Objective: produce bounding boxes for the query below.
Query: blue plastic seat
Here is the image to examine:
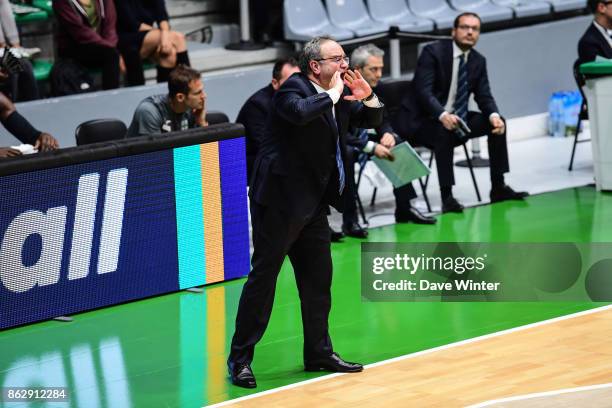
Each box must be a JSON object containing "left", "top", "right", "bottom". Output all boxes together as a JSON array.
[
  {"left": 447, "top": 0, "right": 514, "bottom": 24},
  {"left": 366, "top": 0, "right": 434, "bottom": 33},
  {"left": 283, "top": 0, "right": 354, "bottom": 42},
  {"left": 544, "top": 0, "right": 587, "bottom": 12},
  {"left": 324, "top": 0, "right": 387, "bottom": 37},
  {"left": 492, "top": 0, "right": 552, "bottom": 18},
  {"left": 407, "top": 0, "right": 460, "bottom": 31}
]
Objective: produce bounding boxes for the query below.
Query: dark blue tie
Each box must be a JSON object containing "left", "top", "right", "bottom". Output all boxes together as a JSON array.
[
  {"left": 336, "top": 137, "right": 345, "bottom": 194},
  {"left": 454, "top": 54, "right": 468, "bottom": 121}
]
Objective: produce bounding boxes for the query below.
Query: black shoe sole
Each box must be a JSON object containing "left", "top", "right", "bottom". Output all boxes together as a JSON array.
[{"left": 304, "top": 365, "right": 364, "bottom": 373}]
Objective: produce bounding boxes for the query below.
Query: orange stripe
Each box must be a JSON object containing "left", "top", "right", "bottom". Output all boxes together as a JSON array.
[
  {"left": 200, "top": 143, "right": 225, "bottom": 283},
  {"left": 206, "top": 285, "right": 226, "bottom": 398}
]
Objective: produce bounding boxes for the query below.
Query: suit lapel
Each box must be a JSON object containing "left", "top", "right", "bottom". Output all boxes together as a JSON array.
[
  {"left": 301, "top": 73, "right": 340, "bottom": 143},
  {"left": 442, "top": 40, "right": 454, "bottom": 101}
]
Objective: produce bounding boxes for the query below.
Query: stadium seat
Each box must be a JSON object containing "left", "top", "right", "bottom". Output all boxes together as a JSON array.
[
  {"left": 491, "top": 0, "right": 552, "bottom": 18},
  {"left": 545, "top": 0, "right": 587, "bottom": 12},
  {"left": 324, "top": 0, "right": 387, "bottom": 37},
  {"left": 75, "top": 119, "right": 127, "bottom": 146},
  {"left": 283, "top": 0, "right": 354, "bottom": 42},
  {"left": 407, "top": 0, "right": 460, "bottom": 31},
  {"left": 447, "top": 0, "right": 514, "bottom": 24},
  {"left": 207, "top": 111, "right": 230, "bottom": 125},
  {"left": 366, "top": 0, "right": 434, "bottom": 33},
  {"left": 32, "top": 59, "right": 53, "bottom": 82}
]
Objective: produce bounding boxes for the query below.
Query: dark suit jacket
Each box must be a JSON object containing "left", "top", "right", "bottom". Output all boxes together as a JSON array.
[
  {"left": 346, "top": 84, "right": 397, "bottom": 150},
  {"left": 399, "top": 40, "right": 498, "bottom": 136},
  {"left": 249, "top": 72, "right": 384, "bottom": 220},
  {"left": 578, "top": 23, "right": 612, "bottom": 65},
  {"left": 236, "top": 84, "right": 274, "bottom": 179}
]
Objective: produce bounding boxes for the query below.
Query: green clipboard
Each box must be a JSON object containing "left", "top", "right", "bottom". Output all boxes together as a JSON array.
[{"left": 371, "top": 142, "right": 431, "bottom": 188}]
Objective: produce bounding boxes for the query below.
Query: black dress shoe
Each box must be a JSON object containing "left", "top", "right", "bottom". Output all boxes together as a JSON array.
[
  {"left": 342, "top": 221, "right": 368, "bottom": 238},
  {"left": 490, "top": 185, "right": 529, "bottom": 203},
  {"left": 304, "top": 352, "right": 363, "bottom": 373},
  {"left": 396, "top": 206, "right": 437, "bottom": 224},
  {"left": 442, "top": 197, "right": 464, "bottom": 213},
  {"left": 329, "top": 227, "right": 344, "bottom": 242},
  {"left": 228, "top": 362, "right": 257, "bottom": 388}
]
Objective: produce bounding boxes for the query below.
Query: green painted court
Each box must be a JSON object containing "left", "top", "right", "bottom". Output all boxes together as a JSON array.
[{"left": 1, "top": 186, "right": 610, "bottom": 407}]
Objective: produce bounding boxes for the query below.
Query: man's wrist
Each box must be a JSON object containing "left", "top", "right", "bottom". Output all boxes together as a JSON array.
[{"left": 362, "top": 92, "right": 375, "bottom": 102}]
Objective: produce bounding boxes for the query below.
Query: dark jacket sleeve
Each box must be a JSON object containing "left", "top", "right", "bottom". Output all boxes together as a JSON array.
[
  {"left": 274, "top": 85, "right": 335, "bottom": 126},
  {"left": 99, "top": 0, "right": 118, "bottom": 47},
  {"left": 414, "top": 45, "right": 447, "bottom": 119},
  {"left": 347, "top": 97, "right": 384, "bottom": 131},
  {"left": 236, "top": 97, "right": 268, "bottom": 153},
  {"left": 114, "top": 1, "right": 141, "bottom": 33},
  {"left": 53, "top": 0, "right": 114, "bottom": 47},
  {"left": 153, "top": 0, "right": 170, "bottom": 23},
  {"left": 472, "top": 55, "right": 499, "bottom": 117},
  {"left": 375, "top": 106, "right": 395, "bottom": 137}
]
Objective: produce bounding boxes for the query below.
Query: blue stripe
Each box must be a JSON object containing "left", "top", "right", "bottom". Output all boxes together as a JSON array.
[
  {"left": 174, "top": 145, "right": 206, "bottom": 289},
  {"left": 218, "top": 137, "right": 250, "bottom": 280}
]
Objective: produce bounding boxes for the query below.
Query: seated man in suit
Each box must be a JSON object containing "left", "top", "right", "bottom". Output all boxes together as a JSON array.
[
  {"left": 398, "top": 12, "right": 527, "bottom": 213},
  {"left": 578, "top": 0, "right": 612, "bottom": 64},
  {"left": 237, "top": 57, "right": 299, "bottom": 180},
  {"left": 341, "top": 44, "right": 436, "bottom": 238}
]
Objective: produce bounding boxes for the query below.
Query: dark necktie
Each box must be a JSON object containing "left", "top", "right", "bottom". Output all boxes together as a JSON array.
[
  {"left": 454, "top": 54, "right": 468, "bottom": 121},
  {"left": 333, "top": 111, "right": 345, "bottom": 194}
]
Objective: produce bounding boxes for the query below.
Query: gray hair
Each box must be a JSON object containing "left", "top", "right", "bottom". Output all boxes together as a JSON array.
[
  {"left": 299, "top": 36, "right": 334, "bottom": 73},
  {"left": 351, "top": 44, "right": 384, "bottom": 69}
]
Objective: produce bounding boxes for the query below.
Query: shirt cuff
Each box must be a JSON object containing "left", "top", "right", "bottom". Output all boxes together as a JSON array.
[
  {"left": 363, "top": 141, "right": 376, "bottom": 153},
  {"left": 363, "top": 94, "right": 382, "bottom": 108},
  {"left": 489, "top": 112, "right": 501, "bottom": 120},
  {"left": 438, "top": 111, "right": 449, "bottom": 121},
  {"left": 326, "top": 89, "right": 341, "bottom": 105}
]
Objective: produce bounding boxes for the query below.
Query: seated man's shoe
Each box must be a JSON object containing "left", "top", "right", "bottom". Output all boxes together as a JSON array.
[
  {"left": 228, "top": 362, "right": 257, "bottom": 388},
  {"left": 396, "top": 206, "right": 437, "bottom": 224},
  {"left": 329, "top": 227, "right": 344, "bottom": 242},
  {"left": 304, "top": 352, "right": 363, "bottom": 373},
  {"left": 342, "top": 221, "right": 368, "bottom": 238},
  {"left": 442, "top": 197, "right": 464, "bottom": 213},
  {"left": 490, "top": 185, "right": 529, "bottom": 203}
]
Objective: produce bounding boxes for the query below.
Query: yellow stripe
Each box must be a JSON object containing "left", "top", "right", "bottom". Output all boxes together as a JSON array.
[
  {"left": 200, "top": 142, "right": 225, "bottom": 283},
  {"left": 206, "top": 285, "right": 226, "bottom": 398}
]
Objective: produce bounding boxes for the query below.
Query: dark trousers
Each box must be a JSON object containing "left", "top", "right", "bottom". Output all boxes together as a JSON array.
[
  {"left": 61, "top": 44, "right": 120, "bottom": 90},
  {"left": 229, "top": 201, "right": 334, "bottom": 365},
  {"left": 1, "top": 59, "right": 39, "bottom": 102},
  {"left": 410, "top": 111, "right": 509, "bottom": 188},
  {"left": 342, "top": 147, "right": 417, "bottom": 225}
]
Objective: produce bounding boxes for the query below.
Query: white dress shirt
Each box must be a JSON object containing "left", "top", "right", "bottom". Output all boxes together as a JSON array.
[{"left": 439, "top": 42, "right": 499, "bottom": 123}]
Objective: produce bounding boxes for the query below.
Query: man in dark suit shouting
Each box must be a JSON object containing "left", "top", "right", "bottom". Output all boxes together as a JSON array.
[
  {"left": 400, "top": 12, "right": 527, "bottom": 213},
  {"left": 578, "top": 0, "right": 612, "bottom": 64},
  {"left": 227, "top": 36, "right": 383, "bottom": 388}
]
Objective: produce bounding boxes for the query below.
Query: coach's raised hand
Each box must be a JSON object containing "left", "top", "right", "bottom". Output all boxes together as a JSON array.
[{"left": 342, "top": 70, "right": 372, "bottom": 101}]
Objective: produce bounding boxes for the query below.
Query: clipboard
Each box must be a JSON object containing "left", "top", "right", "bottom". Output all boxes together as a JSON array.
[{"left": 371, "top": 142, "right": 431, "bottom": 188}]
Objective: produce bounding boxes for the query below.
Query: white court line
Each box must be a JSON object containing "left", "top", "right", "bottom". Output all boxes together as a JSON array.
[
  {"left": 205, "top": 304, "right": 612, "bottom": 408},
  {"left": 466, "top": 382, "right": 612, "bottom": 407}
]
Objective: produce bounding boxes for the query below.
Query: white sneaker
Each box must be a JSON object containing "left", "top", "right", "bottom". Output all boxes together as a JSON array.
[{"left": 10, "top": 46, "right": 41, "bottom": 59}]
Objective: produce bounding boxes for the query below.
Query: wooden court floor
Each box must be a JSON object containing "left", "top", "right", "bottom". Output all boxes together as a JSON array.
[{"left": 215, "top": 305, "right": 612, "bottom": 407}]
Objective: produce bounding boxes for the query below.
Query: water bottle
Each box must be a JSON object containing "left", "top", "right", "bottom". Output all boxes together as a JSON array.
[
  {"left": 548, "top": 93, "right": 559, "bottom": 136},
  {"left": 554, "top": 92, "right": 567, "bottom": 137}
]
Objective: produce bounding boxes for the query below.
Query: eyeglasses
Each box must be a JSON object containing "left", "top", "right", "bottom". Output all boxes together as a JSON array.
[
  {"left": 457, "top": 24, "right": 480, "bottom": 32},
  {"left": 317, "top": 55, "right": 349, "bottom": 64}
]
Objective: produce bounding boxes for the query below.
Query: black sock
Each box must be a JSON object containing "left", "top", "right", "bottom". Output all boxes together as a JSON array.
[
  {"left": 176, "top": 51, "right": 191, "bottom": 67},
  {"left": 156, "top": 66, "right": 173, "bottom": 83},
  {"left": 1, "top": 111, "right": 40, "bottom": 145},
  {"left": 440, "top": 186, "right": 453, "bottom": 201}
]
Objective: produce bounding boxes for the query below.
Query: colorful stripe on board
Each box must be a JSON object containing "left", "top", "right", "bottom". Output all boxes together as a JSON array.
[{"left": 174, "top": 145, "right": 206, "bottom": 289}]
